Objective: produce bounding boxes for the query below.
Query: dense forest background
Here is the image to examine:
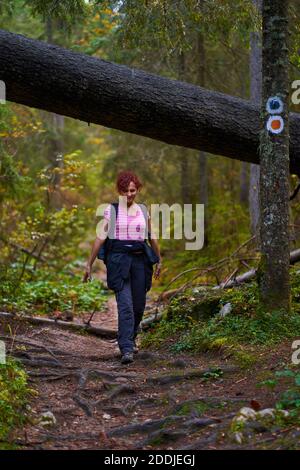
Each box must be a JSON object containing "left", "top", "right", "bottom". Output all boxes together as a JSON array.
[
  {"left": 2, "top": 0, "right": 300, "bottom": 451},
  {"left": 1, "top": 0, "right": 300, "bottom": 304}
]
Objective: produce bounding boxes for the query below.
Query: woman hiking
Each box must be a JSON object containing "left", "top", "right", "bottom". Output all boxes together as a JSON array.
[{"left": 83, "top": 171, "right": 162, "bottom": 365}]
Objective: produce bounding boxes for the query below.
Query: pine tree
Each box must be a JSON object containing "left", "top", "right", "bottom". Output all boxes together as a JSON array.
[{"left": 258, "top": 0, "right": 291, "bottom": 312}]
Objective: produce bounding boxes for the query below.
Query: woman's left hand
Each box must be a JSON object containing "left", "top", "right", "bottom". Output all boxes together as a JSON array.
[{"left": 154, "top": 261, "right": 162, "bottom": 279}]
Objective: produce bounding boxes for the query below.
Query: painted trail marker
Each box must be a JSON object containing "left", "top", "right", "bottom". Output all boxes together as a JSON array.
[
  {"left": 266, "top": 96, "right": 284, "bottom": 134},
  {"left": 267, "top": 115, "right": 284, "bottom": 134}
]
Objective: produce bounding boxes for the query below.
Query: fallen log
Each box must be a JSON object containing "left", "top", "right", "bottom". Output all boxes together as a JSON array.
[
  {"left": 215, "top": 247, "right": 300, "bottom": 289},
  {"left": 1, "top": 29, "right": 300, "bottom": 174},
  {"left": 0, "top": 311, "right": 117, "bottom": 339}
]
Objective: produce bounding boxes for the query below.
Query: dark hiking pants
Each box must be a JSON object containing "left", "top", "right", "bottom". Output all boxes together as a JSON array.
[{"left": 114, "top": 253, "right": 147, "bottom": 355}]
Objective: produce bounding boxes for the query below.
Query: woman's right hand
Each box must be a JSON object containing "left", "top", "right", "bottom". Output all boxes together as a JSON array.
[{"left": 83, "top": 263, "right": 92, "bottom": 283}]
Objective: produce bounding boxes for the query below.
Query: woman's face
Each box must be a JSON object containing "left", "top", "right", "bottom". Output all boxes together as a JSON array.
[{"left": 120, "top": 181, "right": 138, "bottom": 204}]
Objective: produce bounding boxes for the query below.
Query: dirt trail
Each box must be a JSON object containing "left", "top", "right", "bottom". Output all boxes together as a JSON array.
[{"left": 2, "top": 270, "right": 295, "bottom": 450}]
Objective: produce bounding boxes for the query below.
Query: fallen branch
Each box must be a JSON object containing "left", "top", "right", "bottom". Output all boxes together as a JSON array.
[
  {"left": 0, "top": 312, "right": 117, "bottom": 339},
  {"left": 0, "top": 234, "right": 47, "bottom": 263}
]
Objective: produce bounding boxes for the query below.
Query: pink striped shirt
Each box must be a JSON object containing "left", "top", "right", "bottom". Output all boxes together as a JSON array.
[{"left": 103, "top": 203, "right": 150, "bottom": 241}]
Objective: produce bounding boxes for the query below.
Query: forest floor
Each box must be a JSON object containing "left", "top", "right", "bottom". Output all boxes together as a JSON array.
[{"left": 2, "top": 269, "right": 300, "bottom": 450}]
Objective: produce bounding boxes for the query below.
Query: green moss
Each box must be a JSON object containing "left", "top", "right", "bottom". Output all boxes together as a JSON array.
[
  {"left": 0, "top": 358, "right": 31, "bottom": 449},
  {"left": 143, "top": 266, "right": 300, "bottom": 363},
  {"left": 233, "top": 350, "right": 258, "bottom": 369},
  {"left": 176, "top": 401, "right": 209, "bottom": 416}
]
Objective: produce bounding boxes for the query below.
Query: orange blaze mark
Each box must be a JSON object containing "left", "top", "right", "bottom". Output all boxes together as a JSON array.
[{"left": 271, "top": 119, "right": 281, "bottom": 130}]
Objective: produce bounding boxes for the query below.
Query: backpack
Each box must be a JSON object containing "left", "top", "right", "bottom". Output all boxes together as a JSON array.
[{"left": 97, "top": 202, "right": 153, "bottom": 263}]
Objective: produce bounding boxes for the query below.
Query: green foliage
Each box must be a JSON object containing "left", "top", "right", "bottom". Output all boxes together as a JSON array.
[
  {"left": 0, "top": 270, "right": 108, "bottom": 316},
  {"left": 0, "top": 0, "right": 15, "bottom": 16},
  {"left": 0, "top": 265, "right": 21, "bottom": 302},
  {"left": 0, "top": 107, "right": 32, "bottom": 201},
  {"left": 0, "top": 358, "right": 30, "bottom": 448},
  {"left": 201, "top": 367, "right": 224, "bottom": 381},
  {"left": 24, "top": 0, "right": 89, "bottom": 30},
  {"left": 257, "top": 368, "right": 300, "bottom": 422},
  {"left": 115, "top": 0, "right": 256, "bottom": 54},
  {"left": 274, "top": 369, "right": 300, "bottom": 413},
  {"left": 0, "top": 147, "right": 31, "bottom": 201},
  {"left": 143, "top": 271, "right": 300, "bottom": 365}
]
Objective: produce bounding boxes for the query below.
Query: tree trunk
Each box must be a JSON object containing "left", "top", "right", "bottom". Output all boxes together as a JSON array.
[
  {"left": 178, "top": 51, "right": 190, "bottom": 205},
  {"left": 257, "top": 0, "right": 291, "bottom": 312},
  {"left": 240, "top": 162, "right": 249, "bottom": 205},
  {"left": 239, "top": 62, "right": 250, "bottom": 206},
  {"left": 197, "top": 30, "right": 209, "bottom": 246},
  {"left": 249, "top": 0, "right": 262, "bottom": 246},
  {"left": 1, "top": 29, "right": 300, "bottom": 174},
  {"left": 46, "top": 17, "right": 65, "bottom": 210}
]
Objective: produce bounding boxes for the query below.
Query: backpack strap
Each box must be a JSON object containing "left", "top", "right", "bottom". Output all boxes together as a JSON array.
[
  {"left": 138, "top": 203, "right": 151, "bottom": 242},
  {"left": 98, "top": 202, "right": 119, "bottom": 262}
]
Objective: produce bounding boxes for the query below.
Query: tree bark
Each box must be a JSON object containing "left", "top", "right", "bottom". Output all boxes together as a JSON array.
[
  {"left": 239, "top": 61, "right": 250, "bottom": 206},
  {"left": 197, "top": 30, "right": 209, "bottom": 246},
  {"left": 46, "top": 17, "right": 65, "bottom": 210},
  {"left": 178, "top": 51, "right": 190, "bottom": 205},
  {"left": 249, "top": 0, "right": 262, "bottom": 246},
  {"left": 240, "top": 162, "right": 249, "bottom": 205},
  {"left": 257, "top": 0, "right": 291, "bottom": 312},
  {"left": 1, "top": 29, "right": 300, "bottom": 174}
]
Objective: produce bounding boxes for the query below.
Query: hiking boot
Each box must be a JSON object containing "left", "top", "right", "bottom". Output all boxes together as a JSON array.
[{"left": 121, "top": 352, "right": 134, "bottom": 364}]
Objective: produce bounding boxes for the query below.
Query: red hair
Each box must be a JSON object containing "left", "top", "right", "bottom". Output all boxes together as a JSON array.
[{"left": 116, "top": 171, "right": 143, "bottom": 193}]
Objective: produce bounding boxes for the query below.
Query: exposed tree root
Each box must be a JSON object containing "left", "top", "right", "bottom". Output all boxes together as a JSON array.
[
  {"left": 106, "top": 415, "right": 185, "bottom": 437},
  {"left": 73, "top": 393, "right": 93, "bottom": 417},
  {"left": 136, "top": 429, "right": 187, "bottom": 448},
  {"left": 106, "top": 384, "right": 136, "bottom": 400},
  {"left": 169, "top": 396, "right": 250, "bottom": 415},
  {"left": 146, "top": 365, "right": 238, "bottom": 385},
  {"left": 0, "top": 334, "right": 62, "bottom": 362}
]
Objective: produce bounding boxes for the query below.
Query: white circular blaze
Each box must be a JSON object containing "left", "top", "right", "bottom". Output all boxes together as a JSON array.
[
  {"left": 266, "top": 96, "right": 284, "bottom": 114},
  {"left": 266, "top": 115, "right": 284, "bottom": 134}
]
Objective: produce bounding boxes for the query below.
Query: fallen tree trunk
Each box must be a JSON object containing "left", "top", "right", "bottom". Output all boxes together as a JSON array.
[
  {"left": 215, "top": 247, "right": 300, "bottom": 289},
  {"left": 0, "top": 312, "right": 117, "bottom": 339},
  {"left": 1, "top": 29, "right": 300, "bottom": 174}
]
